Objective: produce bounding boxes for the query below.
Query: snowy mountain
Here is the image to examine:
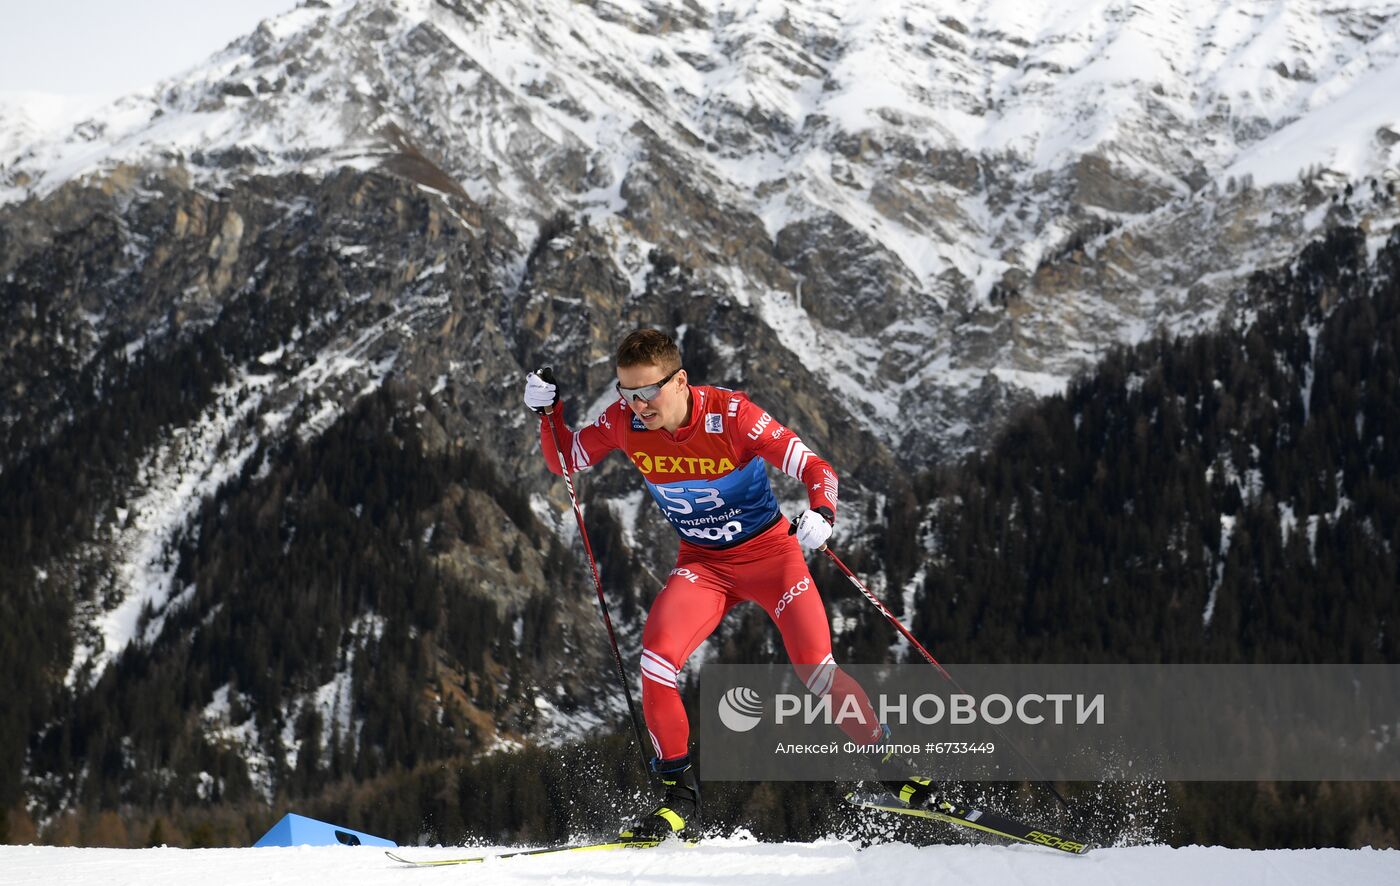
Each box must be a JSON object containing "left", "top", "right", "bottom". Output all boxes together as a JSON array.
[
  {"left": 5, "top": 0, "right": 1400, "bottom": 461},
  {"left": 3, "top": 0, "right": 1400, "bottom": 841}
]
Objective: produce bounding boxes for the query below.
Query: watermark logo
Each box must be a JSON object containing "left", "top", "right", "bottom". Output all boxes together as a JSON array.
[
  {"left": 718, "top": 686, "right": 764, "bottom": 732},
  {"left": 702, "top": 663, "right": 1400, "bottom": 782}
]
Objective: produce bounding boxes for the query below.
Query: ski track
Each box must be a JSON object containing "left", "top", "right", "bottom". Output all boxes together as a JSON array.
[{"left": 4, "top": 840, "right": 1399, "bottom": 886}]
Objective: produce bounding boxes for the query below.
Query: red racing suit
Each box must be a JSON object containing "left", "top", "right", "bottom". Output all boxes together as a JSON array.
[{"left": 538, "top": 385, "right": 883, "bottom": 762}]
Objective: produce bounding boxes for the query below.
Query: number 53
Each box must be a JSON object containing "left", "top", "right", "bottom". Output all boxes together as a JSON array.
[{"left": 656, "top": 486, "right": 725, "bottom": 514}]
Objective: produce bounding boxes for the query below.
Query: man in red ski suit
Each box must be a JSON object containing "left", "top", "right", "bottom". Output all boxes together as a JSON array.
[{"left": 524, "top": 328, "right": 894, "bottom": 840}]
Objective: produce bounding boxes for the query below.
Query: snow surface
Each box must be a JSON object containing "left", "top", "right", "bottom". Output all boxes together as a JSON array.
[
  {"left": 0, "top": 91, "right": 105, "bottom": 161},
  {"left": 3, "top": 840, "right": 1398, "bottom": 886},
  {"left": 1228, "top": 23, "right": 1400, "bottom": 186}
]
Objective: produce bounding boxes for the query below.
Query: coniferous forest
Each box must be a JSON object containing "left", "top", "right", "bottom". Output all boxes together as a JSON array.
[
  {"left": 1, "top": 225, "right": 1398, "bottom": 849},
  {"left": 917, "top": 224, "right": 1398, "bottom": 666}
]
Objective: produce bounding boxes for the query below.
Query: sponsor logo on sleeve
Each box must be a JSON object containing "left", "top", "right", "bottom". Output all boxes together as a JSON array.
[{"left": 746, "top": 411, "right": 773, "bottom": 440}]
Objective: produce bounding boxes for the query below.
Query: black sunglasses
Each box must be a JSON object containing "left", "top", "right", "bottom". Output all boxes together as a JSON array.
[{"left": 616, "top": 366, "right": 681, "bottom": 403}]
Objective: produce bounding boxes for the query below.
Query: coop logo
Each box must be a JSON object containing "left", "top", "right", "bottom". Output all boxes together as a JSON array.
[
  {"left": 680, "top": 520, "right": 744, "bottom": 543},
  {"left": 718, "top": 686, "right": 765, "bottom": 733}
]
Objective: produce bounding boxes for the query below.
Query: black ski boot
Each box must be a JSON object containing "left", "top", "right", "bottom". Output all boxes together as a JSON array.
[
  {"left": 882, "top": 774, "right": 939, "bottom": 809},
  {"left": 872, "top": 724, "right": 940, "bottom": 809},
  {"left": 620, "top": 756, "right": 702, "bottom": 841}
]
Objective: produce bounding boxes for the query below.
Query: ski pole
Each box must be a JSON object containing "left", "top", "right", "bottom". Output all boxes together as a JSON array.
[
  {"left": 820, "top": 545, "right": 1073, "bottom": 815},
  {"left": 534, "top": 367, "right": 652, "bottom": 779}
]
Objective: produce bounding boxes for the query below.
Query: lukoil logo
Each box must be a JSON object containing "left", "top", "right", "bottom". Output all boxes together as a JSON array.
[
  {"left": 718, "top": 687, "right": 764, "bottom": 732},
  {"left": 746, "top": 411, "right": 773, "bottom": 440}
]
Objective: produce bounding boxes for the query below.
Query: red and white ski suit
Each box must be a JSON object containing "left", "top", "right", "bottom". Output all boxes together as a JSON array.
[{"left": 538, "top": 385, "right": 882, "bottom": 761}]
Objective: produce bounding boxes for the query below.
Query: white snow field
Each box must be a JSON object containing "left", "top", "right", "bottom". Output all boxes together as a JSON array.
[{"left": 4, "top": 838, "right": 1398, "bottom": 886}]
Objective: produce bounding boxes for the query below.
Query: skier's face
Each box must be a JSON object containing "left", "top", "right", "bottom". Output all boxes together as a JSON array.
[{"left": 616, "top": 362, "right": 688, "bottom": 431}]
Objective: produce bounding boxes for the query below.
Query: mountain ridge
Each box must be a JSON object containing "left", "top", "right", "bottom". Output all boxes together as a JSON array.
[{"left": 5, "top": 0, "right": 1400, "bottom": 462}]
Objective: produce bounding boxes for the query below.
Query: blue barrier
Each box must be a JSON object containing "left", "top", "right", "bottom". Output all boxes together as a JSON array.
[{"left": 253, "top": 812, "right": 396, "bottom": 848}]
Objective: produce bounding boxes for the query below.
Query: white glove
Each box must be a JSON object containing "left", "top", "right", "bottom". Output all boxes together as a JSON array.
[
  {"left": 523, "top": 371, "right": 557, "bottom": 411},
  {"left": 790, "top": 508, "right": 834, "bottom": 550}
]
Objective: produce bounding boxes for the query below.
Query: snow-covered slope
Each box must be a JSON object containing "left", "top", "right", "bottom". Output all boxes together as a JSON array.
[
  {"left": 5, "top": 840, "right": 1399, "bottom": 886},
  {"left": 0, "top": 92, "right": 104, "bottom": 164},
  {"left": 8, "top": 2, "right": 1400, "bottom": 222}
]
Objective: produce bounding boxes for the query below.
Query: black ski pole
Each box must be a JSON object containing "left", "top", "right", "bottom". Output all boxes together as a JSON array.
[
  {"left": 534, "top": 367, "right": 652, "bottom": 778},
  {"left": 820, "top": 544, "right": 1073, "bottom": 815}
]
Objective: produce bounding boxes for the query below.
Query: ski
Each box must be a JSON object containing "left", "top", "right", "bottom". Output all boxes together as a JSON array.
[
  {"left": 385, "top": 838, "right": 690, "bottom": 866},
  {"left": 845, "top": 791, "right": 1092, "bottom": 855}
]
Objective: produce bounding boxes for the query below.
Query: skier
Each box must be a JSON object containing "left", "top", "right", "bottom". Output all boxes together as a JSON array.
[{"left": 524, "top": 328, "right": 931, "bottom": 840}]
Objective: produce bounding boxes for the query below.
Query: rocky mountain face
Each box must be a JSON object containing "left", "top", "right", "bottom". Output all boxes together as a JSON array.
[{"left": 2, "top": 0, "right": 1399, "bottom": 828}]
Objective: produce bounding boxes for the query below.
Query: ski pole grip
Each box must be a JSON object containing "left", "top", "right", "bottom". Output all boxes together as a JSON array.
[
  {"left": 786, "top": 512, "right": 829, "bottom": 551},
  {"left": 534, "top": 365, "right": 559, "bottom": 414}
]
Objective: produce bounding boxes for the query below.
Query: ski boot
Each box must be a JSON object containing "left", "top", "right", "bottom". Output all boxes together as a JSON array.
[
  {"left": 882, "top": 774, "right": 939, "bottom": 809},
  {"left": 619, "top": 755, "right": 702, "bottom": 842},
  {"left": 873, "top": 724, "right": 940, "bottom": 809}
]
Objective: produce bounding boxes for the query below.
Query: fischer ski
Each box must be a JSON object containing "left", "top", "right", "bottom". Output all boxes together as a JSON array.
[
  {"left": 385, "top": 838, "right": 693, "bottom": 866},
  {"left": 845, "top": 791, "right": 1092, "bottom": 855}
]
